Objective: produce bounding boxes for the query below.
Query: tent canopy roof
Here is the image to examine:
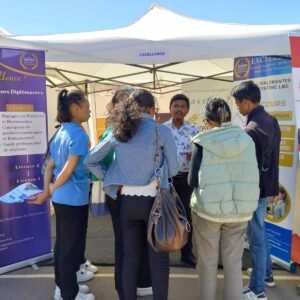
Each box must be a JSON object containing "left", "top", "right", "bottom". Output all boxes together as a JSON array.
[{"left": 1, "top": 4, "right": 299, "bottom": 93}]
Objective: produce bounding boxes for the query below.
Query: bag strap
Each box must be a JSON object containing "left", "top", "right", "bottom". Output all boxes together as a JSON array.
[
  {"left": 44, "top": 125, "right": 60, "bottom": 160},
  {"left": 154, "top": 123, "right": 162, "bottom": 186}
]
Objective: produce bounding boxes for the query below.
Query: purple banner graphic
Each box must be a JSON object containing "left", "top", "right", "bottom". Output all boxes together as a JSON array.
[
  {"left": 0, "top": 48, "right": 51, "bottom": 269},
  {"left": 234, "top": 56, "right": 291, "bottom": 81}
]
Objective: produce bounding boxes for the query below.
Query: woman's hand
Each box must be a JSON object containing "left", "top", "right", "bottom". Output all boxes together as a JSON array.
[{"left": 27, "top": 191, "right": 50, "bottom": 205}]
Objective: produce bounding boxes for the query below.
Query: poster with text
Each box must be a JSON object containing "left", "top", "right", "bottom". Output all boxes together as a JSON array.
[
  {"left": 182, "top": 78, "right": 233, "bottom": 130},
  {"left": 233, "top": 56, "right": 297, "bottom": 269},
  {"left": 0, "top": 48, "right": 51, "bottom": 271}
]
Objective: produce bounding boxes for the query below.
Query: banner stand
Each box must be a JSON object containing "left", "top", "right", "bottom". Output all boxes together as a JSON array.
[
  {"left": 0, "top": 48, "right": 52, "bottom": 273},
  {"left": 272, "top": 256, "right": 297, "bottom": 273},
  {"left": 0, "top": 252, "right": 53, "bottom": 275},
  {"left": 233, "top": 55, "right": 298, "bottom": 272}
]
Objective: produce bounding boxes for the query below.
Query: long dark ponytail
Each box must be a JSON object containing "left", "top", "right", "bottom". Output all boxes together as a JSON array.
[{"left": 57, "top": 89, "right": 86, "bottom": 123}]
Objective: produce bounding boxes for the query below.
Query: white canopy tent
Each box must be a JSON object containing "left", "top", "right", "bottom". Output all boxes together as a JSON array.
[
  {"left": 2, "top": 4, "right": 300, "bottom": 242},
  {"left": 1, "top": 4, "right": 300, "bottom": 94}
]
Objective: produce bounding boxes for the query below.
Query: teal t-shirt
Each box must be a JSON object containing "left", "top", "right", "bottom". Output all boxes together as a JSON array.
[
  {"left": 50, "top": 122, "right": 90, "bottom": 206},
  {"left": 100, "top": 127, "right": 114, "bottom": 166}
]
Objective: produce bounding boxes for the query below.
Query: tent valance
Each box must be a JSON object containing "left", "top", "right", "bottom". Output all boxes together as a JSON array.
[{"left": 1, "top": 4, "right": 299, "bottom": 94}]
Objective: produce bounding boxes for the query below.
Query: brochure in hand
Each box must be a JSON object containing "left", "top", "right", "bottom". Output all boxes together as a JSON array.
[{"left": 0, "top": 182, "right": 43, "bottom": 204}]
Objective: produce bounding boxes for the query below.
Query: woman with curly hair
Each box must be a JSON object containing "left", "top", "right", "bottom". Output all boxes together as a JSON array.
[
  {"left": 84, "top": 89, "right": 179, "bottom": 300},
  {"left": 95, "top": 86, "right": 153, "bottom": 299}
]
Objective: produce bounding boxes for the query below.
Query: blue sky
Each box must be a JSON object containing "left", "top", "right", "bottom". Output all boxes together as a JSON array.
[{"left": 1, "top": 0, "right": 300, "bottom": 35}]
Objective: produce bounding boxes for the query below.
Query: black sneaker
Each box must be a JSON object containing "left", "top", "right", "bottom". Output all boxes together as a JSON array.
[
  {"left": 264, "top": 273, "right": 275, "bottom": 287},
  {"left": 246, "top": 268, "right": 276, "bottom": 287},
  {"left": 181, "top": 253, "right": 196, "bottom": 268},
  {"left": 296, "top": 285, "right": 300, "bottom": 296}
]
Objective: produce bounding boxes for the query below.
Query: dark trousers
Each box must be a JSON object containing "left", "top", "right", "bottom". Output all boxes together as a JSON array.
[
  {"left": 172, "top": 172, "right": 194, "bottom": 256},
  {"left": 120, "top": 195, "right": 169, "bottom": 300},
  {"left": 106, "top": 195, "right": 151, "bottom": 300},
  {"left": 53, "top": 202, "right": 89, "bottom": 300}
]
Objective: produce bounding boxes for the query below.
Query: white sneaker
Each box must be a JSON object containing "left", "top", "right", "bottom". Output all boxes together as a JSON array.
[
  {"left": 136, "top": 287, "right": 153, "bottom": 297},
  {"left": 80, "top": 260, "right": 98, "bottom": 273},
  {"left": 54, "top": 285, "right": 90, "bottom": 300},
  {"left": 76, "top": 268, "right": 94, "bottom": 283},
  {"left": 78, "top": 285, "right": 89, "bottom": 294},
  {"left": 75, "top": 292, "right": 95, "bottom": 300},
  {"left": 242, "top": 286, "right": 267, "bottom": 299}
]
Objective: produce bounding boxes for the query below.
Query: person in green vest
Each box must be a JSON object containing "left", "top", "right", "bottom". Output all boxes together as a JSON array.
[{"left": 188, "top": 97, "right": 260, "bottom": 300}]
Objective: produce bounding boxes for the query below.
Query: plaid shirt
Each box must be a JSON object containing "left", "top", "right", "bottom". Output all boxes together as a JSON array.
[{"left": 164, "top": 119, "right": 200, "bottom": 172}]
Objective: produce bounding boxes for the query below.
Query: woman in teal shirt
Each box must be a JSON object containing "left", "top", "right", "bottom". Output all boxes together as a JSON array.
[{"left": 30, "top": 89, "right": 94, "bottom": 300}]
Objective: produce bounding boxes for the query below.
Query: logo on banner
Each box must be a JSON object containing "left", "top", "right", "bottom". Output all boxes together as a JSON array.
[
  {"left": 19, "top": 53, "right": 39, "bottom": 71},
  {"left": 136, "top": 49, "right": 169, "bottom": 62},
  {"left": 234, "top": 57, "right": 251, "bottom": 80}
]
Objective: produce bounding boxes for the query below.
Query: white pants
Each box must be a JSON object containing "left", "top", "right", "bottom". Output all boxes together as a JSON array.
[{"left": 192, "top": 212, "right": 247, "bottom": 300}]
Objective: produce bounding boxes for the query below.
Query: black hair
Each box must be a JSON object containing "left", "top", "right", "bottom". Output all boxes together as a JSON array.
[
  {"left": 204, "top": 97, "right": 231, "bottom": 125},
  {"left": 56, "top": 89, "right": 86, "bottom": 123},
  {"left": 231, "top": 80, "right": 261, "bottom": 103},
  {"left": 131, "top": 89, "right": 155, "bottom": 111},
  {"left": 106, "top": 85, "right": 135, "bottom": 115},
  {"left": 169, "top": 94, "right": 190, "bottom": 110},
  {"left": 111, "top": 89, "right": 155, "bottom": 142}
]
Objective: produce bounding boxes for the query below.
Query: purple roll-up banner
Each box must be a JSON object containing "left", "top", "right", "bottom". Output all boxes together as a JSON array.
[{"left": 0, "top": 48, "right": 52, "bottom": 274}]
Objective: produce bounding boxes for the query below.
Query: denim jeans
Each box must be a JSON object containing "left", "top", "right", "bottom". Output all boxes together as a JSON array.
[{"left": 247, "top": 197, "right": 273, "bottom": 293}]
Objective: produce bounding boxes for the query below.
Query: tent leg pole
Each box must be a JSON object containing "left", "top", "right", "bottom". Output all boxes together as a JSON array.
[
  {"left": 153, "top": 64, "right": 156, "bottom": 90},
  {"left": 84, "top": 81, "right": 88, "bottom": 96}
]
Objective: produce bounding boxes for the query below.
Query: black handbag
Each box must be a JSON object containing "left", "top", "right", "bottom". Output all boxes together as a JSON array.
[{"left": 147, "top": 124, "right": 190, "bottom": 252}]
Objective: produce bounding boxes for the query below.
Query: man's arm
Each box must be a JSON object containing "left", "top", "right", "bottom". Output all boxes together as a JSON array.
[{"left": 245, "top": 124, "right": 265, "bottom": 171}]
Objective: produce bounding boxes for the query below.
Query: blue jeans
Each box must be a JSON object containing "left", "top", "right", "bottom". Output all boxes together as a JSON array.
[{"left": 247, "top": 197, "right": 273, "bottom": 293}]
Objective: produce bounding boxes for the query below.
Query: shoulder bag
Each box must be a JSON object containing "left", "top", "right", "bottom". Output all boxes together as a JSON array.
[{"left": 147, "top": 124, "right": 190, "bottom": 252}]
